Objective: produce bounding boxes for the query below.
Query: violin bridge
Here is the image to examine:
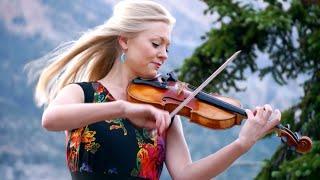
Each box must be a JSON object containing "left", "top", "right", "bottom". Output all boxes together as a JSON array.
[{"left": 177, "top": 82, "right": 188, "bottom": 95}]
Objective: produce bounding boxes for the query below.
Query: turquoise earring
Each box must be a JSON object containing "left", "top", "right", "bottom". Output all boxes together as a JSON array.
[{"left": 120, "top": 52, "right": 126, "bottom": 63}]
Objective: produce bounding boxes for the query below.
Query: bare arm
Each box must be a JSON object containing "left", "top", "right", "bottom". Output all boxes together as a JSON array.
[
  {"left": 42, "top": 83, "right": 171, "bottom": 133},
  {"left": 42, "top": 84, "right": 125, "bottom": 131},
  {"left": 166, "top": 105, "right": 281, "bottom": 179},
  {"left": 165, "top": 116, "right": 245, "bottom": 179}
]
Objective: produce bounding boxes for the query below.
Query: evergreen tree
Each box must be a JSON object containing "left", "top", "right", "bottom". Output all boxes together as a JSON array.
[{"left": 178, "top": 0, "right": 320, "bottom": 179}]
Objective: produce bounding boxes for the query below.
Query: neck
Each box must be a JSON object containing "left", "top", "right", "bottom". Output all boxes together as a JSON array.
[{"left": 99, "top": 59, "right": 136, "bottom": 95}]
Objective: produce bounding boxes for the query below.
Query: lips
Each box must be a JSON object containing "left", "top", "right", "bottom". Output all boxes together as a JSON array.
[{"left": 152, "top": 62, "right": 162, "bottom": 68}]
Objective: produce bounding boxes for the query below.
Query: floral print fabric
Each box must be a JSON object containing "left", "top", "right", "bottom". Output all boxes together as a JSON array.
[{"left": 66, "top": 82, "right": 165, "bottom": 180}]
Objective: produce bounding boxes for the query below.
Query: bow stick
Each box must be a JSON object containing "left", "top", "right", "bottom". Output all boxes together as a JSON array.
[{"left": 169, "top": 50, "right": 241, "bottom": 118}]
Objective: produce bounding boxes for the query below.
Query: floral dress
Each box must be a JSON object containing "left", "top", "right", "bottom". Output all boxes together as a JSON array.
[{"left": 66, "top": 82, "right": 166, "bottom": 180}]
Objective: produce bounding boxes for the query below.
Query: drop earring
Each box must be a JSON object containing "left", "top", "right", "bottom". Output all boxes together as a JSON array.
[{"left": 120, "top": 52, "right": 126, "bottom": 63}]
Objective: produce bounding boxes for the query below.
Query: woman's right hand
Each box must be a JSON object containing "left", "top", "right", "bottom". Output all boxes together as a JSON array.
[{"left": 122, "top": 101, "right": 171, "bottom": 136}]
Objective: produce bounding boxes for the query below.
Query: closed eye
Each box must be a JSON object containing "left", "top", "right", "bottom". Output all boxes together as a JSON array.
[
  {"left": 152, "top": 42, "right": 160, "bottom": 48},
  {"left": 152, "top": 42, "right": 169, "bottom": 53}
]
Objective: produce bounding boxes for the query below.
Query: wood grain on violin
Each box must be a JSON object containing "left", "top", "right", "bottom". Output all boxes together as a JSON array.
[{"left": 127, "top": 73, "right": 312, "bottom": 153}]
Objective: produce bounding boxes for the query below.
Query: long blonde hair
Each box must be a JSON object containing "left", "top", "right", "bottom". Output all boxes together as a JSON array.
[{"left": 26, "top": 0, "right": 175, "bottom": 107}]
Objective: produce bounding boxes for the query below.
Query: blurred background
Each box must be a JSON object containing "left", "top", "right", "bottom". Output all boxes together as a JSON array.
[{"left": 1, "top": 0, "right": 319, "bottom": 179}]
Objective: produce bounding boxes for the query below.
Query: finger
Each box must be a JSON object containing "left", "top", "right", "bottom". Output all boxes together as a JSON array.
[
  {"left": 268, "top": 109, "right": 281, "bottom": 123},
  {"left": 164, "top": 112, "right": 171, "bottom": 129},
  {"left": 143, "top": 116, "right": 155, "bottom": 129},
  {"left": 262, "top": 104, "right": 273, "bottom": 122},
  {"left": 145, "top": 109, "right": 156, "bottom": 129},
  {"left": 265, "top": 118, "right": 280, "bottom": 133},
  {"left": 275, "top": 109, "right": 281, "bottom": 121},
  {"left": 253, "top": 106, "right": 262, "bottom": 113},
  {"left": 155, "top": 111, "right": 161, "bottom": 130},
  {"left": 160, "top": 114, "right": 167, "bottom": 135},
  {"left": 160, "top": 112, "right": 170, "bottom": 134},
  {"left": 255, "top": 106, "right": 264, "bottom": 119},
  {"left": 252, "top": 107, "right": 258, "bottom": 116},
  {"left": 263, "top": 110, "right": 281, "bottom": 133},
  {"left": 263, "top": 104, "right": 273, "bottom": 117},
  {"left": 152, "top": 109, "right": 162, "bottom": 132},
  {"left": 158, "top": 111, "right": 170, "bottom": 135},
  {"left": 264, "top": 110, "right": 280, "bottom": 134},
  {"left": 245, "top": 109, "right": 254, "bottom": 119},
  {"left": 159, "top": 110, "right": 167, "bottom": 136},
  {"left": 157, "top": 112, "right": 164, "bottom": 136}
]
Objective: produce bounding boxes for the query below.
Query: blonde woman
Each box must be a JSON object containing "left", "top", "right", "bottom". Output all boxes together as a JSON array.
[{"left": 30, "top": 0, "right": 281, "bottom": 179}]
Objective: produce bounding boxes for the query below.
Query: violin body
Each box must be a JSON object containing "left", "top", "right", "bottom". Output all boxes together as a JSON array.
[
  {"left": 127, "top": 79, "right": 244, "bottom": 129},
  {"left": 127, "top": 72, "right": 312, "bottom": 153}
]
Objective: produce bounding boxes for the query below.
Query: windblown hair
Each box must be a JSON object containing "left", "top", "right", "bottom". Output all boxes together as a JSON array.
[{"left": 26, "top": 0, "right": 175, "bottom": 107}]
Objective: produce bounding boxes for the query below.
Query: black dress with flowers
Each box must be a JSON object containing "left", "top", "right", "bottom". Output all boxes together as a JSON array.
[{"left": 66, "top": 82, "right": 166, "bottom": 180}]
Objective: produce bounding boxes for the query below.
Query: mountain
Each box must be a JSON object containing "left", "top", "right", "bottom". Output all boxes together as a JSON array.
[{"left": 0, "top": 0, "right": 303, "bottom": 179}]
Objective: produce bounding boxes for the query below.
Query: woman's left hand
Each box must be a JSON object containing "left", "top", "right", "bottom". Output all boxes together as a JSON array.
[{"left": 237, "top": 104, "right": 281, "bottom": 152}]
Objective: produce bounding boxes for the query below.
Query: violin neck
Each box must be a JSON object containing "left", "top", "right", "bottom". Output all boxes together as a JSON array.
[{"left": 196, "top": 91, "right": 247, "bottom": 117}]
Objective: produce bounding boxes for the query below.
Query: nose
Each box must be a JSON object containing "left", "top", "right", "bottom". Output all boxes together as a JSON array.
[{"left": 158, "top": 47, "right": 168, "bottom": 61}]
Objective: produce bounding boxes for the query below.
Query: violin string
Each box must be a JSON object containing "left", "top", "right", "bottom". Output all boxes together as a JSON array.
[{"left": 188, "top": 84, "right": 211, "bottom": 96}]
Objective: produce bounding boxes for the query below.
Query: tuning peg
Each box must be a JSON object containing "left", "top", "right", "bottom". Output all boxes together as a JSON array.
[
  {"left": 294, "top": 132, "right": 301, "bottom": 140},
  {"left": 285, "top": 124, "right": 290, "bottom": 129},
  {"left": 281, "top": 136, "right": 288, "bottom": 144}
]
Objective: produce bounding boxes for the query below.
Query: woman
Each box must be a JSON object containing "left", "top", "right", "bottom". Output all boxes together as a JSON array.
[{"left": 31, "top": 0, "right": 281, "bottom": 179}]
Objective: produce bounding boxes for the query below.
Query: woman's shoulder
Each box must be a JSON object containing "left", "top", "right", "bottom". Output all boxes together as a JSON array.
[
  {"left": 72, "top": 81, "right": 100, "bottom": 103},
  {"left": 50, "top": 83, "right": 86, "bottom": 105}
]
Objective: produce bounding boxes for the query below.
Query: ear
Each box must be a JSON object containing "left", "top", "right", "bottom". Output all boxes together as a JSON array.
[{"left": 118, "top": 36, "right": 128, "bottom": 50}]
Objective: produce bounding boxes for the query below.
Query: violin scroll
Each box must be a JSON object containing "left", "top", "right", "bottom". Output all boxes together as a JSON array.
[
  {"left": 276, "top": 124, "right": 312, "bottom": 153},
  {"left": 296, "top": 136, "right": 313, "bottom": 153}
]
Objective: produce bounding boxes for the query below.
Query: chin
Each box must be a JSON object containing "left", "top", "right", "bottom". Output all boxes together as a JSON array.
[{"left": 138, "top": 70, "right": 158, "bottom": 79}]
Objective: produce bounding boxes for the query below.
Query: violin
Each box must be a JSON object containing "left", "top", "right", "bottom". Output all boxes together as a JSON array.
[{"left": 127, "top": 72, "right": 313, "bottom": 154}]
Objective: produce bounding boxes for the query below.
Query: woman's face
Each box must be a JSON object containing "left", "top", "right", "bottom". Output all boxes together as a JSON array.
[{"left": 124, "top": 22, "right": 171, "bottom": 79}]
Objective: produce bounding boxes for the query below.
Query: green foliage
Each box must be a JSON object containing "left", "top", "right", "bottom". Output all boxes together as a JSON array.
[
  {"left": 256, "top": 141, "right": 320, "bottom": 179},
  {"left": 299, "top": 72, "right": 320, "bottom": 139},
  {"left": 180, "top": 0, "right": 320, "bottom": 179},
  {"left": 180, "top": 0, "right": 319, "bottom": 89}
]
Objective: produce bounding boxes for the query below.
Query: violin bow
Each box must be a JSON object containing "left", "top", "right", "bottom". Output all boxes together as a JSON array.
[
  {"left": 169, "top": 50, "right": 312, "bottom": 153},
  {"left": 169, "top": 50, "right": 241, "bottom": 118}
]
